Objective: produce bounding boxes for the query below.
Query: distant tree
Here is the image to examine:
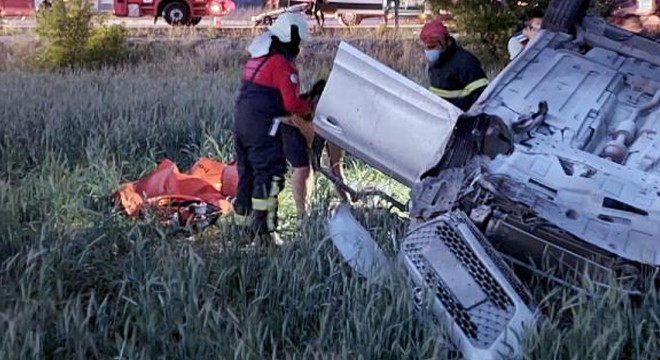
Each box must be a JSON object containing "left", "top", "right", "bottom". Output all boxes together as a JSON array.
[
  {"left": 35, "top": 0, "right": 127, "bottom": 69},
  {"left": 590, "top": 0, "right": 617, "bottom": 17}
]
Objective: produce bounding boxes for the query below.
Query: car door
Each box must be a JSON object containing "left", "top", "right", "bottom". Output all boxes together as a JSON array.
[{"left": 313, "top": 41, "right": 463, "bottom": 187}]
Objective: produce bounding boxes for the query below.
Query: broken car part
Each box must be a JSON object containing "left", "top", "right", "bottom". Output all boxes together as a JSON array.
[
  {"left": 314, "top": 41, "right": 463, "bottom": 188},
  {"left": 316, "top": 11, "right": 660, "bottom": 287},
  {"left": 327, "top": 203, "right": 393, "bottom": 285},
  {"left": 315, "top": 0, "right": 660, "bottom": 357},
  {"left": 400, "top": 211, "right": 537, "bottom": 360}
]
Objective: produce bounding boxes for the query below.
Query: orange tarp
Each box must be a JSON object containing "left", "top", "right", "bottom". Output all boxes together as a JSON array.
[{"left": 113, "top": 157, "right": 238, "bottom": 219}]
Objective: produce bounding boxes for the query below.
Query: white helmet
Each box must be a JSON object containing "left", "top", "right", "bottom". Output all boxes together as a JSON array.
[{"left": 268, "top": 12, "right": 310, "bottom": 42}]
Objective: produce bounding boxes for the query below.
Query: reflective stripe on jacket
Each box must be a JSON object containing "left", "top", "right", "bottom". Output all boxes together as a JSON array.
[
  {"left": 430, "top": 78, "right": 489, "bottom": 99},
  {"left": 427, "top": 37, "right": 489, "bottom": 112}
]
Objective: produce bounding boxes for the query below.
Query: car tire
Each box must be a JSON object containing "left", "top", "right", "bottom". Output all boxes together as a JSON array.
[
  {"left": 337, "top": 12, "right": 362, "bottom": 27},
  {"left": 163, "top": 2, "right": 191, "bottom": 26},
  {"left": 187, "top": 16, "right": 202, "bottom": 26},
  {"left": 542, "top": 0, "right": 590, "bottom": 34}
]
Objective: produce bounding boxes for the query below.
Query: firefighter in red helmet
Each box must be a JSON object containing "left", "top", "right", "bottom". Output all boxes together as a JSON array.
[{"left": 419, "top": 19, "right": 489, "bottom": 112}]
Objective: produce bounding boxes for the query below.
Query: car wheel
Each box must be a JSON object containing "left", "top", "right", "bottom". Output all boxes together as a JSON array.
[
  {"left": 187, "top": 16, "right": 202, "bottom": 26},
  {"left": 542, "top": 0, "right": 590, "bottom": 34},
  {"left": 163, "top": 2, "right": 191, "bottom": 26},
  {"left": 337, "top": 12, "right": 361, "bottom": 27}
]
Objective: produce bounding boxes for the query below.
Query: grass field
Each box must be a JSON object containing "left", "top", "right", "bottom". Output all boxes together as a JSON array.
[{"left": 1, "top": 34, "right": 660, "bottom": 359}]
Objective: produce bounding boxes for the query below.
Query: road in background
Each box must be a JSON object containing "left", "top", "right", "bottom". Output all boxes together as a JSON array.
[{"left": 0, "top": 12, "right": 423, "bottom": 29}]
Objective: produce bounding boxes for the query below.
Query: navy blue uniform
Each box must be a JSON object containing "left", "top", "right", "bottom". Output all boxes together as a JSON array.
[
  {"left": 428, "top": 37, "right": 489, "bottom": 112},
  {"left": 233, "top": 52, "right": 312, "bottom": 234}
]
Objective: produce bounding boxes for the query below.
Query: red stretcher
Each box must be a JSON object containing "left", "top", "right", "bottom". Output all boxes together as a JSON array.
[{"left": 113, "top": 157, "right": 238, "bottom": 231}]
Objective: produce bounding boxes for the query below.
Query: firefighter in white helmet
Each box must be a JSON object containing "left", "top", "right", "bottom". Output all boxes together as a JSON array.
[{"left": 232, "top": 12, "right": 316, "bottom": 244}]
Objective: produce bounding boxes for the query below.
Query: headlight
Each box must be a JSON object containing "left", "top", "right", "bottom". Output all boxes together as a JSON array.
[{"left": 209, "top": 2, "right": 222, "bottom": 14}]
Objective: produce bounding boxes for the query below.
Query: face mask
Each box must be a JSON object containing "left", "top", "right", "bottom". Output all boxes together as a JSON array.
[{"left": 424, "top": 49, "right": 441, "bottom": 63}]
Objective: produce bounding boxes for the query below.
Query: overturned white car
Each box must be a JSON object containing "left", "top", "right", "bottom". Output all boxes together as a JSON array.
[{"left": 313, "top": 0, "right": 660, "bottom": 358}]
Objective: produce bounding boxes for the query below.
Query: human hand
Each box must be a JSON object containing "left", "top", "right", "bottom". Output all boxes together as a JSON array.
[{"left": 522, "top": 20, "right": 541, "bottom": 41}]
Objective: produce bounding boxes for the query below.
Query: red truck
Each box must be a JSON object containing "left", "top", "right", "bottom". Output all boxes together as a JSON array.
[
  {"left": 0, "top": 0, "right": 35, "bottom": 17},
  {"left": 113, "top": 0, "right": 235, "bottom": 26}
]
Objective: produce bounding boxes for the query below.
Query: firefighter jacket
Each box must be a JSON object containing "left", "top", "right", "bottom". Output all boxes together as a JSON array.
[
  {"left": 235, "top": 51, "right": 312, "bottom": 129},
  {"left": 427, "top": 38, "right": 489, "bottom": 112}
]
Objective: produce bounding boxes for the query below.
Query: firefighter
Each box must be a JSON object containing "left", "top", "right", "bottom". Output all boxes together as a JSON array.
[
  {"left": 232, "top": 12, "right": 313, "bottom": 244},
  {"left": 420, "top": 19, "right": 489, "bottom": 112}
]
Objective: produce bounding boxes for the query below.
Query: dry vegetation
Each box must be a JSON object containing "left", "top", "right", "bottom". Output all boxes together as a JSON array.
[{"left": 1, "top": 31, "right": 660, "bottom": 359}]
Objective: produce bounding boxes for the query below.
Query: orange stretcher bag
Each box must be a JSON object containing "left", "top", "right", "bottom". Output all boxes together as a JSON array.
[{"left": 113, "top": 157, "right": 238, "bottom": 230}]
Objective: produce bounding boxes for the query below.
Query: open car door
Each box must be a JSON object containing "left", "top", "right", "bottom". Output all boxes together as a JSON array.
[{"left": 313, "top": 41, "right": 463, "bottom": 187}]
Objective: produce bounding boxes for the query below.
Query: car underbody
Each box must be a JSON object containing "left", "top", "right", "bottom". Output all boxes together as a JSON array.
[{"left": 313, "top": 2, "right": 660, "bottom": 358}]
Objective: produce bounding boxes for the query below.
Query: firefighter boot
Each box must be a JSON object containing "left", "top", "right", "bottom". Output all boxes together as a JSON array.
[
  {"left": 251, "top": 231, "right": 283, "bottom": 247},
  {"left": 251, "top": 175, "right": 284, "bottom": 246},
  {"left": 231, "top": 204, "right": 256, "bottom": 243}
]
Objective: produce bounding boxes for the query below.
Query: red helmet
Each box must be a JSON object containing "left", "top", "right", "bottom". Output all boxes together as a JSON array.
[{"left": 420, "top": 19, "right": 449, "bottom": 45}]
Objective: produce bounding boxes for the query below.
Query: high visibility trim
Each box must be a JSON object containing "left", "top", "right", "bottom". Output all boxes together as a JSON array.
[
  {"left": 252, "top": 198, "right": 277, "bottom": 211},
  {"left": 253, "top": 195, "right": 278, "bottom": 232},
  {"left": 430, "top": 78, "right": 489, "bottom": 99},
  {"left": 269, "top": 177, "right": 283, "bottom": 197},
  {"left": 266, "top": 210, "right": 276, "bottom": 231}
]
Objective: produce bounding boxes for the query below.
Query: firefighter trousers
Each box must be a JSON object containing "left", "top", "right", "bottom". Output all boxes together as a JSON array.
[{"left": 233, "top": 126, "right": 287, "bottom": 235}]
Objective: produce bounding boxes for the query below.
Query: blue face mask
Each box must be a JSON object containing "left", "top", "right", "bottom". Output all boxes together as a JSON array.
[{"left": 424, "top": 49, "right": 441, "bottom": 63}]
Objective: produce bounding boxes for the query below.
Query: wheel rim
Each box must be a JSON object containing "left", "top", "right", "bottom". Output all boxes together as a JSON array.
[
  {"left": 170, "top": 8, "right": 184, "bottom": 22},
  {"left": 341, "top": 12, "right": 356, "bottom": 25}
]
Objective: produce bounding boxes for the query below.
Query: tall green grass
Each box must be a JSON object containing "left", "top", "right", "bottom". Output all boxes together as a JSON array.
[
  {"left": 0, "top": 38, "right": 438, "bottom": 359},
  {"left": 1, "top": 36, "right": 659, "bottom": 359}
]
